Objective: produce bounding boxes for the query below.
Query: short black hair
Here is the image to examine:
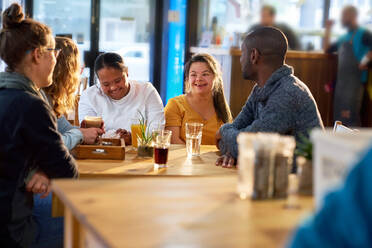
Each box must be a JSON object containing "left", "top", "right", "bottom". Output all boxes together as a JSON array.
[
  {"left": 94, "top": 52, "right": 127, "bottom": 75},
  {"left": 343, "top": 5, "right": 358, "bottom": 17},
  {"left": 243, "top": 26, "right": 288, "bottom": 65},
  {"left": 261, "top": 5, "right": 276, "bottom": 16}
]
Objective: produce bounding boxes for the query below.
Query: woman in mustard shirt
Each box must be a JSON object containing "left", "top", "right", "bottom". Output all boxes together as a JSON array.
[{"left": 165, "top": 53, "right": 232, "bottom": 145}]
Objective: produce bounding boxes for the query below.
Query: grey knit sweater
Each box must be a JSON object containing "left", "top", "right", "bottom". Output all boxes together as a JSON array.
[{"left": 219, "top": 65, "right": 324, "bottom": 158}]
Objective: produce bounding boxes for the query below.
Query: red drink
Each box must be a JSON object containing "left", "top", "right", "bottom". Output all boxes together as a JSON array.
[{"left": 154, "top": 147, "right": 169, "bottom": 166}]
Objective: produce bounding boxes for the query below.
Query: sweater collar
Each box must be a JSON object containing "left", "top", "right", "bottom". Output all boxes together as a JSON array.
[
  {"left": 252, "top": 65, "right": 293, "bottom": 102},
  {"left": 0, "top": 71, "right": 42, "bottom": 98}
]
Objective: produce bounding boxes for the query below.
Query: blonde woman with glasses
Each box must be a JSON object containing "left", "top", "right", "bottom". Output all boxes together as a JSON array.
[{"left": 165, "top": 53, "right": 232, "bottom": 145}]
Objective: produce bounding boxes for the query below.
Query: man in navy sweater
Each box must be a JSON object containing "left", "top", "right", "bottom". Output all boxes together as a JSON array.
[{"left": 216, "top": 27, "right": 323, "bottom": 167}]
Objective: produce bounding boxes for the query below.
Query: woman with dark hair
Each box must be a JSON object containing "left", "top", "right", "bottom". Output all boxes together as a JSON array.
[
  {"left": 0, "top": 3, "right": 77, "bottom": 248},
  {"left": 79, "top": 52, "right": 165, "bottom": 144},
  {"left": 165, "top": 53, "right": 232, "bottom": 145}
]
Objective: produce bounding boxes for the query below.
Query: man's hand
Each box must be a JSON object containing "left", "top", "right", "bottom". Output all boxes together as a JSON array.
[
  {"left": 215, "top": 153, "right": 236, "bottom": 168},
  {"left": 323, "top": 19, "right": 334, "bottom": 51},
  {"left": 80, "top": 128, "right": 104, "bottom": 144},
  {"left": 359, "top": 51, "right": 372, "bottom": 70},
  {"left": 359, "top": 63, "right": 369, "bottom": 70},
  {"left": 215, "top": 130, "right": 222, "bottom": 150},
  {"left": 116, "top": 129, "right": 132, "bottom": 145},
  {"left": 26, "top": 170, "right": 51, "bottom": 198}
]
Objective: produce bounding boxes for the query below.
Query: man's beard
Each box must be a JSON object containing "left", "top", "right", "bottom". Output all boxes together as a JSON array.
[{"left": 242, "top": 61, "right": 258, "bottom": 82}]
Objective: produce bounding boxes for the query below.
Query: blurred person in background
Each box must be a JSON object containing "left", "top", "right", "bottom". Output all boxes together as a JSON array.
[
  {"left": 249, "top": 5, "right": 301, "bottom": 50},
  {"left": 165, "top": 53, "right": 232, "bottom": 145},
  {"left": 288, "top": 146, "right": 372, "bottom": 247},
  {"left": 324, "top": 5, "right": 372, "bottom": 127}
]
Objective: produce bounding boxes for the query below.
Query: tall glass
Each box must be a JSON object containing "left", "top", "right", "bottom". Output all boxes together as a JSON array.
[
  {"left": 185, "top": 123, "right": 203, "bottom": 157},
  {"left": 131, "top": 119, "right": 145, "bottom": 148},
  {"left": 152, "top": 130, "right": 172, "bottom": 168},
  {"left": 84, "top": 116, "right": 103, "bottom": 128}
]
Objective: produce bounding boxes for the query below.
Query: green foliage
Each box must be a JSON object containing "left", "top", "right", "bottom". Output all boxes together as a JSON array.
[
  {"left": 295, "top": 133, "right": 313, "bottom": 161},
  {"left": 137, "top": 111, "right": 152, "bottom": 146}
]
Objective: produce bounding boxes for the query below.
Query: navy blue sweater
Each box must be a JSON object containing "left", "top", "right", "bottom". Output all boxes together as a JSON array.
[
  {"left": 0, "top": 72, "right": 77, "bottom": 247},
  {"left": 219, "top": 65, "right": 324, "bottom": 158}
]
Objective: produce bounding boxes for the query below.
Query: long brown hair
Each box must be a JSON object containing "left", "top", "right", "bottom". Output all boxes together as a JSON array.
[
  {"left": 0, "top": 3, "right": 52, "bottom": 71},
  {"left": 184, "top": 53, "right": 233, "bottom": 123},
  {"left": 44, "top": 37, "right": 80, "bottom": 117}
]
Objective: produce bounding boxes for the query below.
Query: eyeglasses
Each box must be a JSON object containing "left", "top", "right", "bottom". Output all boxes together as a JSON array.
[{"left": 45, "top": 48, "right": 61, "bottom": 58}]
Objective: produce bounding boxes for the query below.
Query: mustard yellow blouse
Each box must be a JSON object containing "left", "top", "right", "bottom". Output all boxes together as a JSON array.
[{"left": 164, "top": 95, "right": 224, "bottom": 145}]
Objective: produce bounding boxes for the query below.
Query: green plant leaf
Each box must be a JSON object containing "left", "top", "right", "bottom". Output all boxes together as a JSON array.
[
  {"left": 136, "top": 110, "right": 153, "bottom": 146},
  {"left": 295, "top": 132, "right": 313, "bottom": 161}
]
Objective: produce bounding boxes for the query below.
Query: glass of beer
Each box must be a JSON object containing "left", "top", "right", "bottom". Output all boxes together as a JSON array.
[
  {"left": 185, "top": 122, "right": 204, "bottom": 157},
  {"left": 152, "top": 130, "right": 172, "bottom": 168},
  {"left": 84, "top": 116, "right": 103, "bottom": 128},
  {"left": 131, "top": 119, "right": 145, "bottom": 148}
]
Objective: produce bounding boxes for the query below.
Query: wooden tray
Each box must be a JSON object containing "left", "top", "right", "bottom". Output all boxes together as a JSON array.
[{"left": 72, "top": 138, "right": 125, "bottom": 160}]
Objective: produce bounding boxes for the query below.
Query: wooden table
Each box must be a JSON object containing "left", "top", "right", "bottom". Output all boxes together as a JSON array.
[
  {"left": 52, "top": 145, "right": 235, "bottom": 217},
  {"left": 77, "top": 145, "right": 236, "bottom": 177},
  {"left": 53, "top": 176, "right": 313, "bottom": 248}
]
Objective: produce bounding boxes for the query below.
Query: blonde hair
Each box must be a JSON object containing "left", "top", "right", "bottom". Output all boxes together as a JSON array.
[
  {"left": 44, "top": 37, "right": 80, "bottom": 117},
  {"left": 184, "top": 53, "right": 233, "bottom": 123}
]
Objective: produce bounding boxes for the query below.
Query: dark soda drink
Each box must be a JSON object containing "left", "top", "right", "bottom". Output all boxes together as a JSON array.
[{"left": 154, "top": 147, "right": 169, "bottom": 166}]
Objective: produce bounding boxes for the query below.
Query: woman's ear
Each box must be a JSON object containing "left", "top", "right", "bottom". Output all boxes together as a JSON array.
[{"left": 31, "top": 47, "right": 42, "bottom": 65}]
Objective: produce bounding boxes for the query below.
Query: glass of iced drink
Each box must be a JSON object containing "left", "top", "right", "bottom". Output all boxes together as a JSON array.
[{"left": 131, "top": 117, "right": 147, "bottom": 148}]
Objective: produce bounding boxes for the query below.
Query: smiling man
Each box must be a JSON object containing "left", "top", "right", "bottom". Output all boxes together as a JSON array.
[{"left": 216, "top": 27, "right": 323, "bottom": 167}]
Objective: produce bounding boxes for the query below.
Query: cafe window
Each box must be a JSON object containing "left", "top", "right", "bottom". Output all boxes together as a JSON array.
[
  {"left": 33, "top": 0, "right": 91, "bottom": 60},
  {"left": 196, "top": 0, "right": 325, "bottom": 50},
  {"left": 33, "top": 0, "right": 91, "bottom": 78},
  {"left": 99, "top": 0, "right": 151, "bottom": 82},
  {"left": 33, "top": 0, "right": 152, "bottom": 84}
]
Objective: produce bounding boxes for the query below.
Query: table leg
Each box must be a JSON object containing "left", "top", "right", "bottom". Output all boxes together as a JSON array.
[
  {"left": 64, "top": 208, "right": 82, "bottom": 248},
  {"left": 52, "top": 193, "right": 65, "bottom": 217}
]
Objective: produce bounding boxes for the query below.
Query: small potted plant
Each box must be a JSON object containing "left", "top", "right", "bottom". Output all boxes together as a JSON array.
[
  {"left": 136, "top": 112, "right": 154, "bottom": 157},
  {"left": 295, "top": 134, "right": 313, "bottom": 195}
]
